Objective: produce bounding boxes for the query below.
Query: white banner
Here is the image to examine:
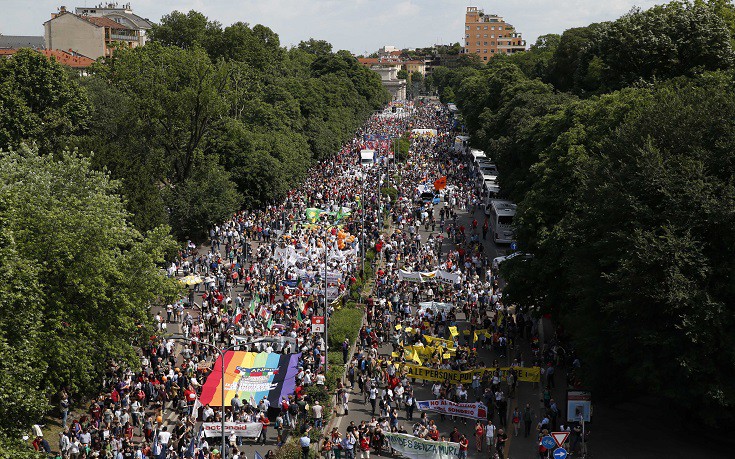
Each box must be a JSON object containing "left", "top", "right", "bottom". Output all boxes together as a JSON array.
[
  {"left": 416, "top": 399, "right": 488, "bottom": 420},
  {"left": 398, "top": 269, "right": 461, "bottom": 284},
  {"left": 436, "top": 270, "right": 461, "bottom": 284},
  {"left": 384, "top": 432, "right": 459, "bottom": 459},
  {"left": 201, "top": 422, "right": 263, "bottom": 438},
  {"left": 418, "top": 302, "right": 454, "bottom": 313},
  {"left": 398, "top": 270, "right": 426, "bottom": 283}
]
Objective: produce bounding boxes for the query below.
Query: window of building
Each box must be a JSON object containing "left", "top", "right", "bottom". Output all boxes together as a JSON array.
[
  {"left": 476, "top": 42, "right": 480, "bottom": 46},
  {"left": 466, "top": 34, "right": 469, "bottom": 38},
  {"left": 476, "top": 26, "right": 480, "bottom": 30},
  {"left": 466, "top": 26, "right": 469, "bottom": 30},
  {"left": 483, "top": 34, "right": 487, "bottom": 38},
  {"left": 475, "top": 50, "right": 480, "bottom": 54},
  {"left": 491, "top": 26, "right": 495, "bottom": 30},
  {"left": 483, "top": 42, "right": 487, "bottom": 45},
  {"left": 491, "top": 41, "right": 495, "bottom": 45},
  {"left": 484, "top": 26, "right": 488, "bottom": 29},
  {"left": 483, "top": 56, "right": 488, "bottom": 60},
  {"left": 483, "top": 49, "right": 488, "bottom": 53},
  {"left": 491, "top": 49, "right": 495, "bottom": 53}
]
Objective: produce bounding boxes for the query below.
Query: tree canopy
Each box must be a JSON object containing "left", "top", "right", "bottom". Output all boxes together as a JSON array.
[
  {"left": 0, "top": 147, "right": 180, "bottom": 448},
  {"left": 438, "top": 0, "right": 735, "bottom": 426}
]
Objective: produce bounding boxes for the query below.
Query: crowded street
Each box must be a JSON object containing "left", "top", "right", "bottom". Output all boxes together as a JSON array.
[{"left": 48, "top": 100, "right": 575, "bottom": 459}]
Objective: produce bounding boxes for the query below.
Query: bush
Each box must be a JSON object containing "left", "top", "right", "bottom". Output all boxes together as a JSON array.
[
  {"left": 326, "top": 365, "right": 344, "bottom": 390},
  {"left": 328, "top": 307, "right": 363, "bottom": 349},
  {"left": 274, "top": 439, "right": 312, "bottom": 459},
  {"left": 328, "top": 351, "right": 343, "bottom": 366}
]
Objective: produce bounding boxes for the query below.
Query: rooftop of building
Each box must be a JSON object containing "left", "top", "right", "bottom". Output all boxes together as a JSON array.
[
  {"left": 0, "top": 34, "right": 45, "bottom": 49},
  {"left": 0, "top": 48, "right": 95, "bottom": 68},
  {"left": 81, "top": 15, "right": 133, "bottom": 29}
]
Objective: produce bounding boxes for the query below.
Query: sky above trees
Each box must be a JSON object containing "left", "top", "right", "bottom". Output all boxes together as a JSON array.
[{"left": 3, "top": 0, "right": 672, "bottom": 53}]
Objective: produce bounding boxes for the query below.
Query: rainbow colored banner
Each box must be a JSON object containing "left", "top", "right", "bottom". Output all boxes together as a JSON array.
[{"left": 199, "top": 352, "right": 301, "bottom": 407}]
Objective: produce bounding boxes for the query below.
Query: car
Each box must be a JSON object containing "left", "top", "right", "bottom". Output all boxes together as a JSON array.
[
  {"left": 492, "top": 252, "right": 533, "bottom": 270},
  {"left": 420, "top": 191, "right": 441, "bottom": 205}
]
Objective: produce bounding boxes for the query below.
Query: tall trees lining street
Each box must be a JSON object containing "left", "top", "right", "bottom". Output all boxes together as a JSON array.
[{"left": 436, "top": 0, "right": 735, "bottom": 426}]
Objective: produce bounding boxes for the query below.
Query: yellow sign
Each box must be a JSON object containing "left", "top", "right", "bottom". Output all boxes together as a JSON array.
[
  {"left": 423, "top": 335, "right": 455, "bottom": 348},
  {"left": 449, "top": 326, "right": 459, "bottom": 337},
  {"left": 399, "top": 363, "right": 540, "bottom": 384}
]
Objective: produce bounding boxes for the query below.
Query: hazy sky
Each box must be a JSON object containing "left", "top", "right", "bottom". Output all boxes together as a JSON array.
[{"left": 1, "top": 0, "right": 671, "bottom": 53}]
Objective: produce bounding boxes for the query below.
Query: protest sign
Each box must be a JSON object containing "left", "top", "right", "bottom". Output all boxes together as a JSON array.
[
  {"left": 384, "top": 432, "right": 459, "bottom": 459},
  {"left": 416, "top": 399, "right": 488, "bottom": 420},
  {"left": 202, "top": 422, "right": 263, "bottom": 438}
]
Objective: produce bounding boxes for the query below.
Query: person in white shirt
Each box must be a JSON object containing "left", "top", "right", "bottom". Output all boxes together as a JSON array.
[{"left": 157, "top": 427, "right": 171, "bottom": 448}]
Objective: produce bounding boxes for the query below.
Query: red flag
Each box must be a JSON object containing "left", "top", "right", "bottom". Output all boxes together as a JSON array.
[
  {"left": 433, "top": 176, "right": 447, "bottom": 190},
  {"left": 302, "top": 300, "right": 312, "bottom": 317}
]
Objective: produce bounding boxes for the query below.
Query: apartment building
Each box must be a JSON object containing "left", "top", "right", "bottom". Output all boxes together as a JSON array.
[
  {"left": 44, "top": 4, "right": 150, "bottom": 60},
  {"left": 463, "top": 6, "right": 526, "bottom": 61}
]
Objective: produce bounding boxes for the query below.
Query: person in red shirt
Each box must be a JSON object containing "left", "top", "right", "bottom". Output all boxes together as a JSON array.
[
  {"left": 259, "top": 413, "right": 270, "bottom": 445},
  {"left": 458, "top": 435, "right": 469, "bottom": 459},
  {"left": 359, "top": 432, "right": 371, "bottom": 459}
]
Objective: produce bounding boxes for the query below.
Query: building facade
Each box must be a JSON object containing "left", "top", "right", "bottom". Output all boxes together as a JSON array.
[
  {"left": 44, "top": 4, "right": 150, "bottom": 60},
  {"left": 74, "top": 3, "right": 152, "bottom": 45},
  {"left": 463, "top": 6, "right": 526, "bottom": 61}
]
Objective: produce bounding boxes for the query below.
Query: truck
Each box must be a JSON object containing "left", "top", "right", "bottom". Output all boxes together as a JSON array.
[{"left": 360, "top": 149, "right": 375, "bottom": 168}]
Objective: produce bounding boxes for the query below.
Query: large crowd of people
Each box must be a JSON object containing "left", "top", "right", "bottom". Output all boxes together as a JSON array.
[{"left": 43, "top": 99, "right": 577, "bottom": 459}]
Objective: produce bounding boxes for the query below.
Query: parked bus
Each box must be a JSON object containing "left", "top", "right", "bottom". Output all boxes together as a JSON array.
[{"left": 488, "top": 199, "right": 516, "bottom": 244}]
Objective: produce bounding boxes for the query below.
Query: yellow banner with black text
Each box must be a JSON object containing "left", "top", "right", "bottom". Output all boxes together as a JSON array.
[{"left": 399, "top": 363, "right": 540, "bottom": 384}]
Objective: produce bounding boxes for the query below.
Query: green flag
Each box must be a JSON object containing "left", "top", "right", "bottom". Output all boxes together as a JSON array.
[
  {"left": 249, "top": 294, "right": 260, "bottom": 314},
  {"left": 267, "top": 317, "right": 274, "bottom": 330},
  {"left": 305, "top": 208, "right": 323, "bottom": 223}
]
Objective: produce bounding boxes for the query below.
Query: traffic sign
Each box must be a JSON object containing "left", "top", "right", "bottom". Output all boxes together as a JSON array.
[
  {"left": 552, "top": 432, "right": 570, "bottom": 448},
  {"left": 510, "top": 241, "right": 518, "bottom": 251},
  {"left": 311, "top": 316, "right": 325, "bottom": 333},
  {"left": 541, "top": 436, "right": 556, "bottom": 450},
  {"left": 553, "top": 447, "right": 568, "bottom": 459}
]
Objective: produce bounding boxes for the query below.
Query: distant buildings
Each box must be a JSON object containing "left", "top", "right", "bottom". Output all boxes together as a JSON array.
[
  {"left": 43, "top": 3, "right": 152, "bottom": 60},
  {"left": 463, "top": 6, "right": 526, "bottom": 61},
  {"left": 357, "top": 45, "right": 434, "bottom": 99}
]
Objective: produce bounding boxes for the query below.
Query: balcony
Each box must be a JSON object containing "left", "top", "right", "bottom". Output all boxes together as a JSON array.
[{"left": 109, "top": 33, "right": 139, "bottom": 42}]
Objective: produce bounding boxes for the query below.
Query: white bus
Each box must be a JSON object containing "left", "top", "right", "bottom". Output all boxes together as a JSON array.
[{"left": 488, "top": 199, "right": 516, "bottom": 244}]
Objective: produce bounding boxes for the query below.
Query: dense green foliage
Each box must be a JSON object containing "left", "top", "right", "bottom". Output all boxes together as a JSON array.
[
  {"left": 437, "top": 0, "right": 735, "bottom": 425},
  {"left": 78, "top": 18, "right": 389, "bottom": 239},
  {"left": 0, "top": 147, "right": 180, "bottom": 448},
  {"left": 0, "top": 49, "right": 89, "bottom": 155}
]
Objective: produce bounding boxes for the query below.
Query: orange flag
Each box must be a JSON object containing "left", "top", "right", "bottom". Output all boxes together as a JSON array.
[{"left": 433, "top": 176, "right": 447, "bottom": 190}]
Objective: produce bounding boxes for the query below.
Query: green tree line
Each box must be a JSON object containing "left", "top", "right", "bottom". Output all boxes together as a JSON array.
[{"left": 435, "top": 0, "right": 735, "bottom": 426}]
